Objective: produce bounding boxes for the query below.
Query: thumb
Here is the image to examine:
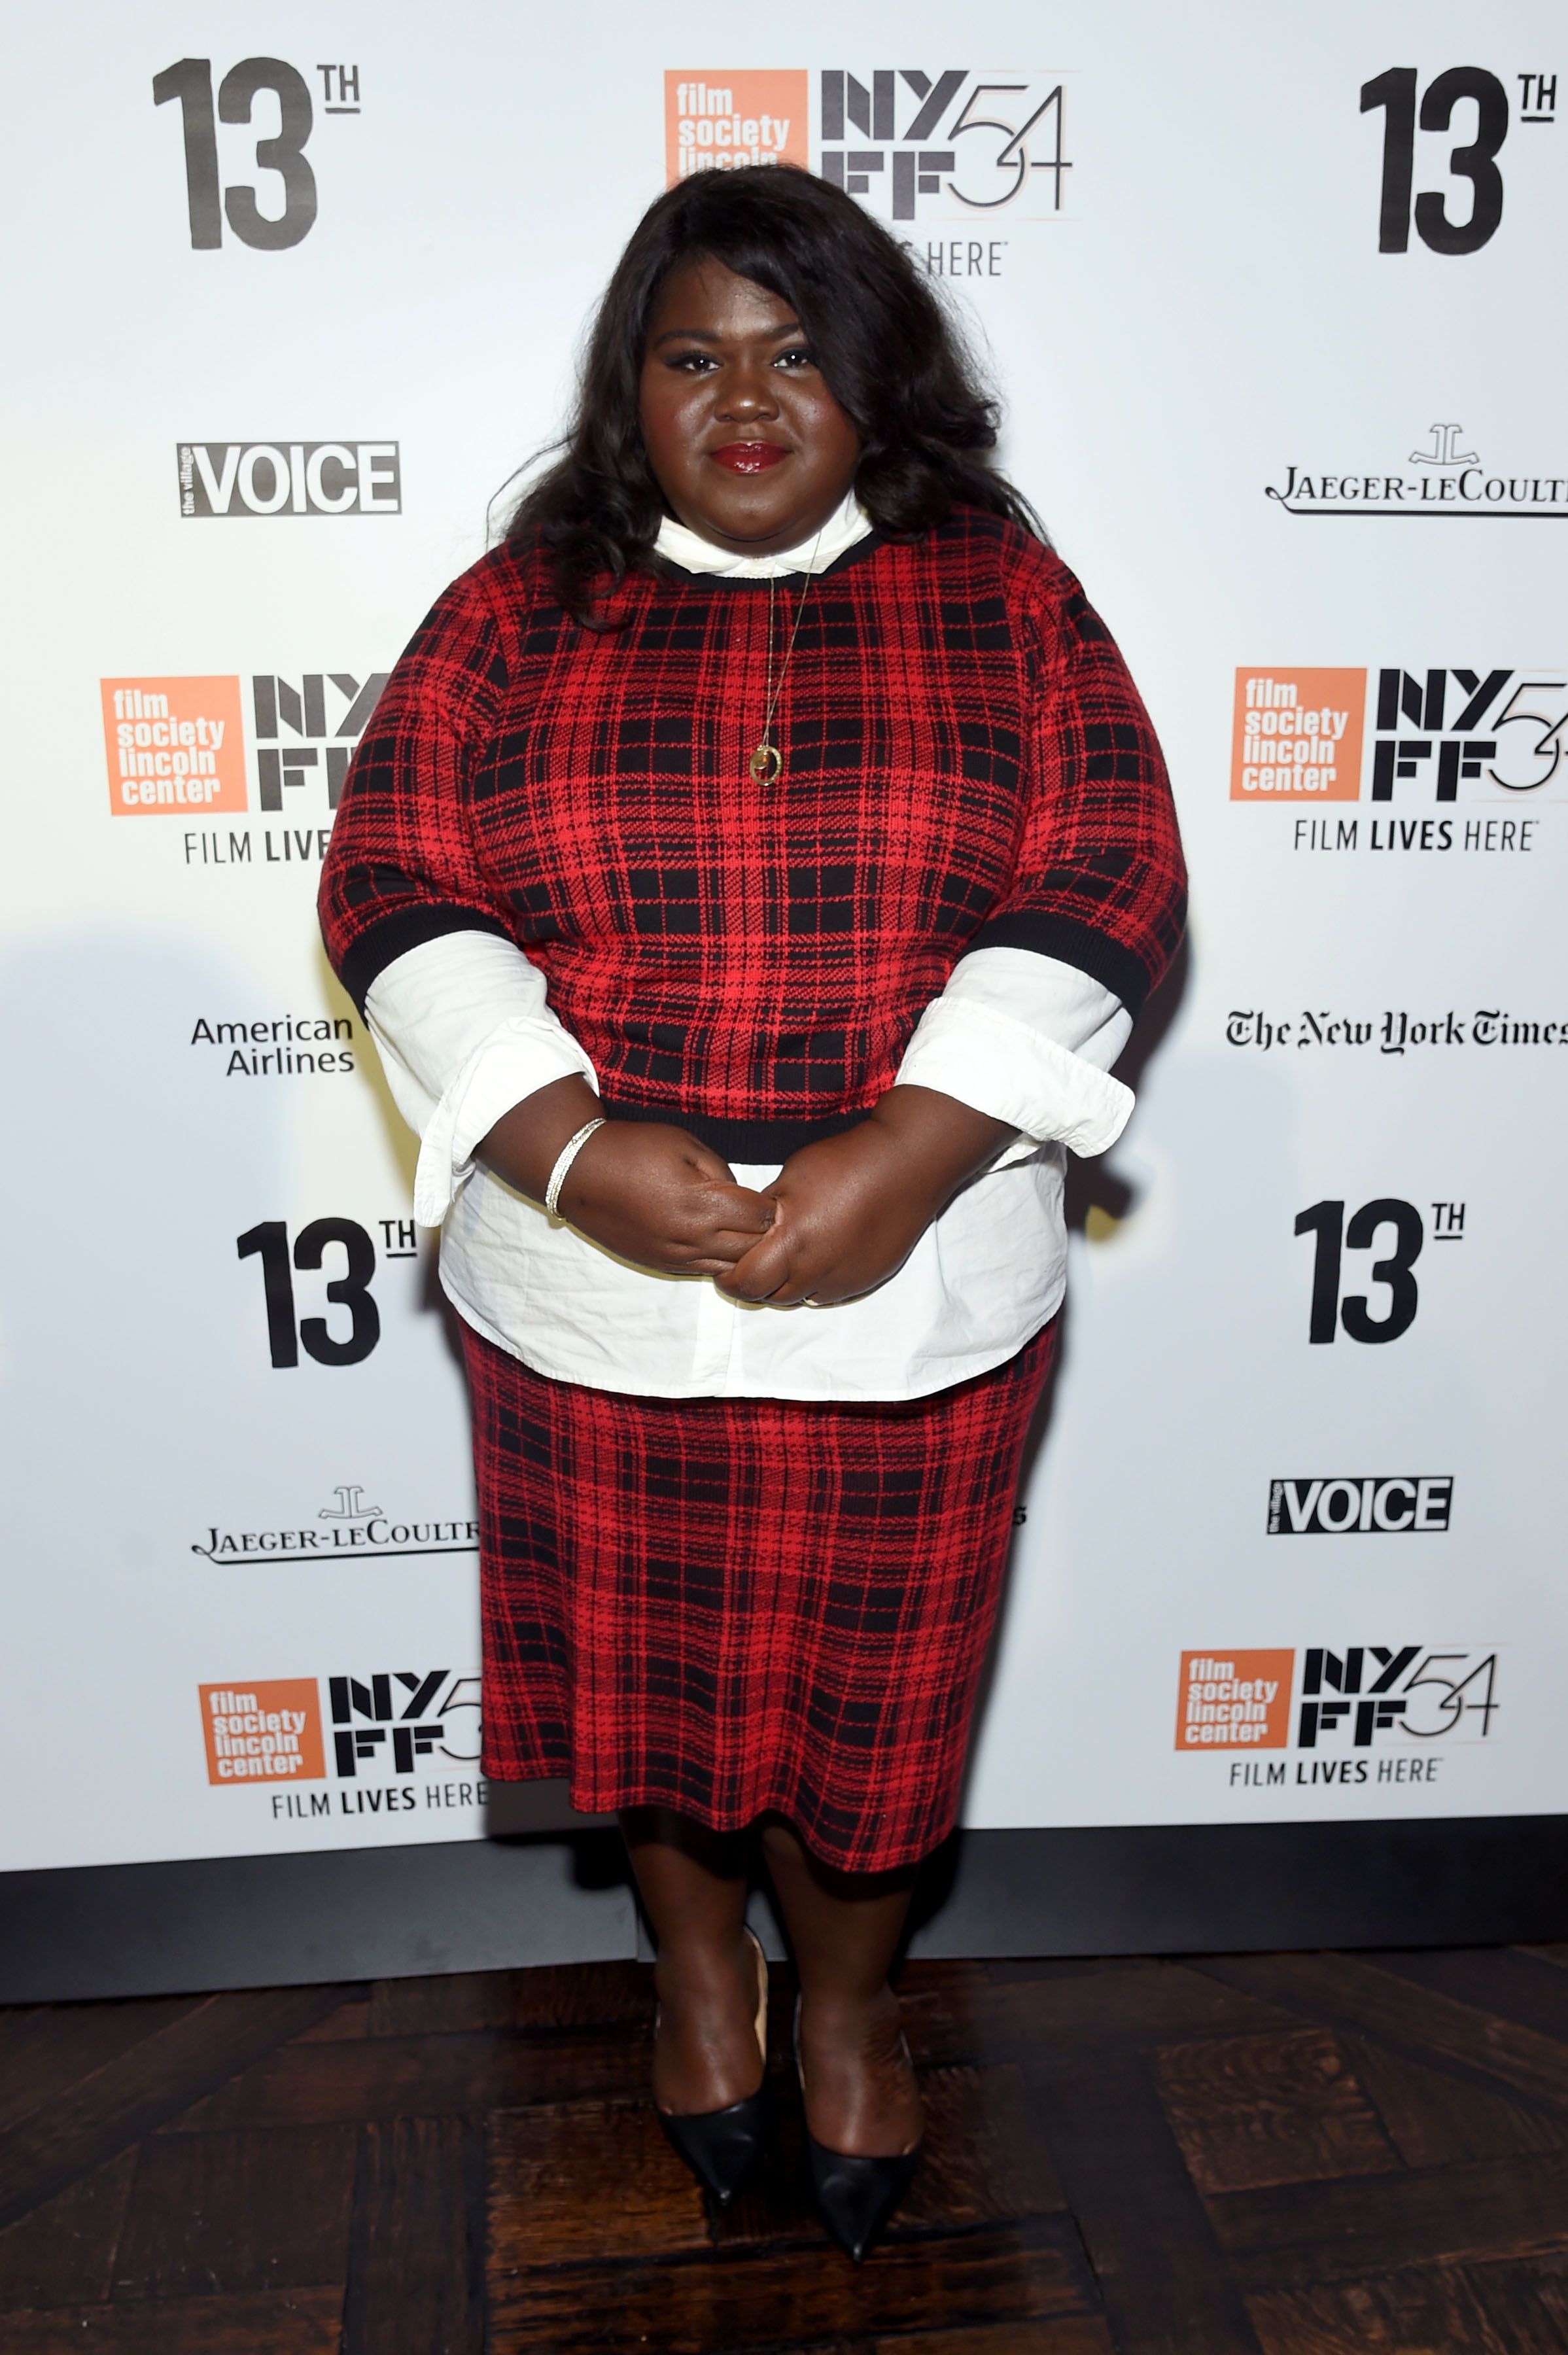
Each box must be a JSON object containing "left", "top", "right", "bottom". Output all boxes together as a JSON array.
[{"left": 714, "top": 1218, "right": 795, "bottom": 1302}]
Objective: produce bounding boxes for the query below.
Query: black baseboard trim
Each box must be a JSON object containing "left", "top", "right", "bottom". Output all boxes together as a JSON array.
[
  {"left": 3, "top": 1814, "right": 1565, "bottom": 2004},
  {"left": 905, "top": 1812, "right": 1568, "bottom": 1960},
  {"left": 0, "top": 1835, "right": 637, "bottom": 2005}
]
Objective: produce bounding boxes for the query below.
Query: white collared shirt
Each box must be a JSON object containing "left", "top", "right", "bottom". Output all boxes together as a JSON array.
[{"left": 363, "top": 499, "right": 1134, "bottom": 1400}]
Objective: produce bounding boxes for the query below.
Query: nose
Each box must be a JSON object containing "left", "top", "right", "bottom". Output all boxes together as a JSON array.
[{"left": 716, "top": 356, "right": 780, "bottom": 424}]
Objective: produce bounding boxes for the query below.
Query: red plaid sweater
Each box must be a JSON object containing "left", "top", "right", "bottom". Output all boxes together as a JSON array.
[{"left": 319, "top": 509, "right": 1185, "bottom": 1161}]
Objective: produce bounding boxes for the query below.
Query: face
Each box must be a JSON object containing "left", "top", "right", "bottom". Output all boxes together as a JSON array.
[{"left": 638, "top": 257, "right": 862, "bottom": 555}]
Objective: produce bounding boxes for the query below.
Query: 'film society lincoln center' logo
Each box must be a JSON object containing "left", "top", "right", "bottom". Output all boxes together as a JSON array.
[
  {"left": 102, "top": 680, "right": 247, "bottom": 814},
  {"left": 665, "top": 75, "right": 807, "bottom": 178},
  {"left": 201, "top": 1681, "right": 325, "bottom": 1783}
]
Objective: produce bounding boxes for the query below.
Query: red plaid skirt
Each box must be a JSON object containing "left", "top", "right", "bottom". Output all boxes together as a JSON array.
[{"left": 462, "top": 1319, "right": 1055, "bottom": 1873}]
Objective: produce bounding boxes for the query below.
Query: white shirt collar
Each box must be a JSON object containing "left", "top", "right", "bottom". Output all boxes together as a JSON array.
[{"left": 654, "top": 489, "right": 873, "bottom": 579}]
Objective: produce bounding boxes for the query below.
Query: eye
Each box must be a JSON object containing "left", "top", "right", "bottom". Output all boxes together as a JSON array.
[
  {"left": 773, "top": 345, "right": 817, "bottom": 370},
  {"left": 665, "top": 349, "right": 718, "bottom": 372}
]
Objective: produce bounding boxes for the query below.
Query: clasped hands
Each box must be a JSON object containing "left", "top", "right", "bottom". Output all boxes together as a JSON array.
[{"left": 479, "top": 1077, "right": 1015, "bottom": 1308}]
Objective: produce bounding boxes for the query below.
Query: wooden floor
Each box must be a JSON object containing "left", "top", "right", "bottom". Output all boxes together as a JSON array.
[{"left": 2, "top": 1945, "right": 1568, "bottom": 2351}]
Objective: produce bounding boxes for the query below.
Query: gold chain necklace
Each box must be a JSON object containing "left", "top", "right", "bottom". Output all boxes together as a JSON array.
[{"left": 748, "top": 534, "right": 822, "bottom": 784}]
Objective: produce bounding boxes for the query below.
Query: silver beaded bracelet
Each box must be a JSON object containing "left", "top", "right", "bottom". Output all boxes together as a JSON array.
[{"left": 543, "top": 1116, "right": 608, "bottom": 1217}]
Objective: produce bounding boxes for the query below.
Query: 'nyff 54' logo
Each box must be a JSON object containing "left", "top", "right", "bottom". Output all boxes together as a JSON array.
[
  {"left": 253, "top": 672, "right": 386, "bottom": 810},
  {"left": 818, "top": 70, "right": 1071, "bottom": 220},
  {"left": 330, "top": 1671, "right": 480, "bottom": 1778}
]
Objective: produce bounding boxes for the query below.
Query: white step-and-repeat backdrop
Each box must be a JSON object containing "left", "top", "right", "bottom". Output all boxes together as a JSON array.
[{"left": 3, "top": 1, "right": 1563, "bottom": 1877}]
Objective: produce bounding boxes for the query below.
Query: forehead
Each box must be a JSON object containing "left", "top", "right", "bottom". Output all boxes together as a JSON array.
[{"left": 645, "top": 256, "right": 797, "bottom": 341}]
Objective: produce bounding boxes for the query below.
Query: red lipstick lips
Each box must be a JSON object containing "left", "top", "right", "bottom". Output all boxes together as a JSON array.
[{"left": 711, "top": 442, "right": 788, "bottom": 474}]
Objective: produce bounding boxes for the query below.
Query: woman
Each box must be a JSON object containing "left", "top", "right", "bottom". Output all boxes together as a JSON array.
[{"left": 319, "top": 164, "right": 1183, "bottom": 2259}]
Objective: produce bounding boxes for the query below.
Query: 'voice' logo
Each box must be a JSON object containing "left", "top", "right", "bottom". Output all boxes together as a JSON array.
[
  {"left": 1268, "top": 1476, "right": 1454, "bottom": 1535},
  {"left": 177, "top": 440, "right": 401, "bottom": 517}
]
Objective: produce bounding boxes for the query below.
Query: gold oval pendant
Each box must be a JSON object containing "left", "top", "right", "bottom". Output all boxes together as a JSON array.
[{"left": 748, "top": 740, "right": 782, "bottom": 786}]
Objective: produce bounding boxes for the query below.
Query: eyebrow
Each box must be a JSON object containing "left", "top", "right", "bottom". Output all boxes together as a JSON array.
[{"left": 651, "top": 321, "right": 805, "bottom": 348}]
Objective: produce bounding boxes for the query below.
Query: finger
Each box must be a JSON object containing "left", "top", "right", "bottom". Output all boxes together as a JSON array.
[
  {"left": 685, "top": 1228, "right": 777, "bottom": 1268},
  {"left": 702, "top": 1183, "right": 778, "bottom": 1232},
  {"left": 667, "top": 1201, "right": 786, "bottom": 1268},
  {"left": 672, "top": 1193, "right": 778, "bottom": 1258},
  {"left": 759, "top": 1266, "right": 829, "bottom": 1306},
  {"left": 671, "top": 1227, "right": 767, "bottom": 1275},
  {"left": 714, "top": 1227, "right": 795, "bottom": 1301},
  {"left": 667, "top": 1183, "right": 773, "bottom": 1240}
]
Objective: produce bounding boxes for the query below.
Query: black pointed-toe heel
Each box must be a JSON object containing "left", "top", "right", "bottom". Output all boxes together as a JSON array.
[
  {"left": 794, "top": 1999, "right": 922, "bottom": 2263},
  {"left": 805, "top": 2134, "right": 920, "bottom": 2265},
  {"left": 656, "top": 1927, "right": 772, "bottom": 2208},
  {"left": 659, "top": 2080, "right": 774, "bottom": 2207}
]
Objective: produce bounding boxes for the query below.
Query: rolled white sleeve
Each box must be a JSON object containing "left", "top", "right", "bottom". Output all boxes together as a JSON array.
[
  {"left": 894, "top": 946, "right": 1134, "bottom": 1158},
  {"left": 363, "top": 932, "right": 597, "bottom": 1225}
]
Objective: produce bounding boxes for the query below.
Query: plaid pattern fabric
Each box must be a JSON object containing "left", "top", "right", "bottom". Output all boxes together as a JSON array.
[
  {"left": 321, "top": 511, "right": 1185, "bottom": 1160},
  {"left": 464, "top": 1315, "right": 1056, "bottom": 1872}
]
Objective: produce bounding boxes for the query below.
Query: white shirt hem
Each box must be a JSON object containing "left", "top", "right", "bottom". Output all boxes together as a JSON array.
[{"left": 440, "top": 1260, "right": 1064, "bottom": 1403}]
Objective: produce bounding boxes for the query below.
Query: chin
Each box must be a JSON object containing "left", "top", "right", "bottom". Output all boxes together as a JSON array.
[
  {"left": 722, "top": 518, "right": 801, "bottom": 546},
  {"left": 699, "top": 496, "right": 809, "bottom": 546}
]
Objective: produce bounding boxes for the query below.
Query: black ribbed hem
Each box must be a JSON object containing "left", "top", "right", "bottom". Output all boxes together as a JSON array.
[
  {"left": 965, "top": 913, "right": 1151, "bottom": 1019},
  {"left": 597, "top": 1093, "right": 869, "bottom": 1162},
  {"left": 335, "top": 905, "right": 515, "bottom": 1015}
]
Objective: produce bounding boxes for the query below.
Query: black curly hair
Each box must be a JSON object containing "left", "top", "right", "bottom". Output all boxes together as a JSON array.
[{"left": 506, "top": 164, "right": 1043, "bottom": 624}]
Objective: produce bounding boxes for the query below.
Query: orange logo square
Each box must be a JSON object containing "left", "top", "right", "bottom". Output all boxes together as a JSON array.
[
  {"left": 1231, "top": 669, "right": 1365, "bottom": 800},
  {"left": 102, "top": 677, "right": 246, "bottom": 816},
  {"left": 1176, "top": 1651, "right": 1295, "bottom": 1749},
  {"left": 665, "top": 73, "right": 809, "bottom": 185},
  {"left": 200, "top": 1681, "right": 325, "bottom": 1785}
]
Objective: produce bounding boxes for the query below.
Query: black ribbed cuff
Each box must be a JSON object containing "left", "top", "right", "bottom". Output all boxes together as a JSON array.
[
  {"left": 334, "top": 905, "right": 515, "bottom": 1015},
  {"left": 964, "top": 912, "right": 1149, "bottom": 1017}
]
